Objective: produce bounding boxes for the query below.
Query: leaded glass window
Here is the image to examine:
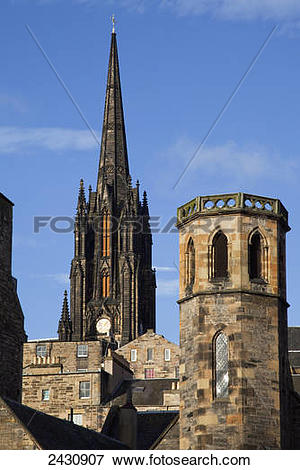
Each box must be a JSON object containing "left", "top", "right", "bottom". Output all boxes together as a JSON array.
[{"left": 215, "top": 332, "right": 229, "bottom": 398}]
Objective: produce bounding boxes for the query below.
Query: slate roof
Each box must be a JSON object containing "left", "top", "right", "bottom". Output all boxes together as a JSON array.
[
  {"left": 136, "top": 411, "right": 179, "bottom": 450},
  {"left": 288, "top": 327, "right": 300, "bottom": 351},
  {"left": 292, "top": 376, "right": 300, "bottom": 395},
  {"left": 289, "top": 352, "right": 300, "bottom": 368},
  {"left": 104, "top": 378, "right": 179, "bottom": 406},
  {"left": 2, "top": 397, "right": 128, "bottom": 450}
]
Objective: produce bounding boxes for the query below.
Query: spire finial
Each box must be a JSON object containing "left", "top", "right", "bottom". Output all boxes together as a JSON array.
[{"left": 112, "top": 14, "right": 116, "bottom": 34}]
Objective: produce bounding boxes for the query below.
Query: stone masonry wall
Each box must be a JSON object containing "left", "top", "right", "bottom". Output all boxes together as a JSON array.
[
  {"left": 23, "top": 340, "right": 131, "bottom": 431},
  {"left": 0, "top": 194, "right": 26, "bottom": 402},
  {"left": 117, "top": 330, "right": 179, "bottom": 379},
  {"left": 178, "top": 208, "right": 289, "bottom": 449}
]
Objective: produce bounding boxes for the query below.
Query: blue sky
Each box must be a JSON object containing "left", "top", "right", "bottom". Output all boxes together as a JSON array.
[{"left": 1, "top": 0, "right": 300, "bottom": 343}]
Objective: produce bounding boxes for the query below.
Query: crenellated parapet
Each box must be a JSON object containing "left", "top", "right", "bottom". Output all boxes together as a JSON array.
[{"left": 177, "top": 192, "right": 289, "bottom": 227}]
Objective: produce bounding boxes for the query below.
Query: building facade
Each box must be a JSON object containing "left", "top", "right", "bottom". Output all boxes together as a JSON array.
[
  {"left": 0, "top": 193, "right": 26, "bottom": 402},
  {"left": 177, "top": 193, "right": 291, "bottom": 449},
  {"left": 117, "top": 329, "right": 180, "bottom": 380},
  {"left": 22, "top": 339, "right": 132, "bottom": 431}
]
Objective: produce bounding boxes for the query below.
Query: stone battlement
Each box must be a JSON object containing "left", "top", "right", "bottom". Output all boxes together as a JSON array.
[{"left": 177, "top": 192, "right": 288, "bottom": 226}]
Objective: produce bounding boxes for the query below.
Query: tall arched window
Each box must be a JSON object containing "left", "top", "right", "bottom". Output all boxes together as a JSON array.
[
  {"left": 214, "top": 331, "right": 229, "bottom": 398},
  {"left": 249, "top": 232, "right": 262, "bottom": 280},
  {"left": 102, "top": 270, "right": 110, "bottom": 297},
  {"left": 185, "top": 238, "right": 195, "bottom": 289},
  {"left": 212, "top": 231, "right": 228, "bottom": 279},
  {"left": 102, "top": 210, "right": 110, "bottom": 257}
]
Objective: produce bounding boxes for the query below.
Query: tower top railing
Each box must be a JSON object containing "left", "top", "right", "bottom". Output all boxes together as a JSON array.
[{"left": 177, "top": 192, "right": 288, "bottom": 226}]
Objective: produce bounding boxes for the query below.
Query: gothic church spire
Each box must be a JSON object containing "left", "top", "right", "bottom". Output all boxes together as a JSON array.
[{"left": 97, "top": 31, "right": 129, "bottom": 205}]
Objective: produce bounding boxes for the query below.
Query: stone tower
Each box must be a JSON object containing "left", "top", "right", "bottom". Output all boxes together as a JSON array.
[
  {"left": 58, "top": 31, "right": 156, "bottom": 347},
  {"left": 177, "top": 193, "right": 290, "bottom": 449},
  {"left": 0, "top": 193, "right": 26, "bottom": 402}
]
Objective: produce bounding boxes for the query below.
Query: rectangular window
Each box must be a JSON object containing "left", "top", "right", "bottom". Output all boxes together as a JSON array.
[
  {"left": 36, "top": 345, "right": 47, "bottom": 357},
  {"left": 68, "top": 413, "right": 83, "bottom": 426},
  {"left": 79, "top": 381, "right": 90, "bottom": 399},
  {"left": 164, "top": 348, "right": 171, "bottom": 361},
  {"left": 145, "top": 368, "right": 155, "bottom": 379},
  {"left": 130, "top": 349, "right": 137, "bottom": 362},
  {"left": 42, "top": 389, "right": 50, "bottom": 401},
  {"left": 175, "top": 366, "right": 180, "bottom": 379},
  {"left": 77, "top": 344, "right": 88, "bottom": 357},
  {"left": 147, "top": 348, "right": 153, "bottom": 361}
]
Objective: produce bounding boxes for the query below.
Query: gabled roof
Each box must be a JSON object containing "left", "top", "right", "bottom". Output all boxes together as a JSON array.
[
  {"left": 117, "top": 329, "right": 179, "bottom": 351},
  {"left": 1, "top": 397, "right": 128, "bottom": 450},
  {"left": 137, "top": 411, "right": 179, "bottom": 450},
  {"left": 0, "top": 192, "right": 13, "bottom": 206}
]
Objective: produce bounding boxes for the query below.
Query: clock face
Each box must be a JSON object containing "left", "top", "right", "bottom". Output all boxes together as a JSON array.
[{"left": 96, "top": 318, "right": 111, "bottom": 335}]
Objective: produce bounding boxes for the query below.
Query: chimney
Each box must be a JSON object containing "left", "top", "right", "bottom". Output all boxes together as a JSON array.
[{"left": 118, "top": 386, "right": 137, "bottom": 449}]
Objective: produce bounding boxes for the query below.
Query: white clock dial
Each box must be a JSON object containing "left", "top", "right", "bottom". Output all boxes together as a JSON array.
[{"left": 96, "top": 318, "right": 111, "bottom": 335}]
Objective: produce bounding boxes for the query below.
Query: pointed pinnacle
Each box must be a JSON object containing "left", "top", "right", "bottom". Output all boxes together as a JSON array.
[
  {"left": 61, "top": 290, "right": 69, "bottom": 317},
  {"left": 112, "top": 14, "right": 116, "bottom": 34},
  {"left": 143, "top": 190, "right": 148, "bottom": 206},
  {"left": 77, "top": 179, "right": 87, "bottom": 213}
]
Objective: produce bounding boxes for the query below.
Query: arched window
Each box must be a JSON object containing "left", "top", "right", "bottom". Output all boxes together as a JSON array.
[
  {"left": 214, "top": 331, "right": 229, "bottom": 398},
  {"left": 249, "top": 232, "right": 262, "bottom": 280},
  {"left": 185, "top": 238, "right": 195, "bottom": 289},
  {"left": 102, "top": 270, "right": 110, "bottom": 297},
  {"left": 102, "top": 210, "right": 110, "bottom": 257},
  {"left": 212, "top": 231, "right": 228, "bottom": 279}
]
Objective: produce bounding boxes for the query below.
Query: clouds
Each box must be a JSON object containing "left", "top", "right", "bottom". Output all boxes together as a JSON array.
[
  {"left": 154, "top": 266, "right": 178, "bottom": 273},
  {"left": 164, "top": 138, "right": 298, "bottom": 187},
  {"left": 0, "top": 127, "right": 98, "bottom": 155},
  {"left": 31, "top": 273, "right": 69, "bottom": 285},
  {"left": 157, "top": 278, "right": 178, "bottom": 296},
  {"left": 16, "top": 0, "right": 300, "bottom": 23},
  {"left": 161, "top": 0, "right": 300, "bottom": 22},
  {"left": 0, "top": 94, "right": 27, "bottom": 113}
]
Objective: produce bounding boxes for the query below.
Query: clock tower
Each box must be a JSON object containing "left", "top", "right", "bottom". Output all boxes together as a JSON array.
[{"left": 58, "top": 29, "right": 156, "bottom": 347}]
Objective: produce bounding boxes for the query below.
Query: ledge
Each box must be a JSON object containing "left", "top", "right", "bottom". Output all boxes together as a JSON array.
[
  {"left": 177, "top": 288, "right": 290, "bottom": 308},
  {"left": 177, "top": 192, "right": 289, "bottom": 229}
]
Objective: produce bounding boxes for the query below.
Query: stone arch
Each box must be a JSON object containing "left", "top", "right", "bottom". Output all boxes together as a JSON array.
[
  {"left": 248, "top": 227, "right": 269, "bottom": 282},
  {"left": 208, "top": 229, "right": 229, "bottom": 280}
]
